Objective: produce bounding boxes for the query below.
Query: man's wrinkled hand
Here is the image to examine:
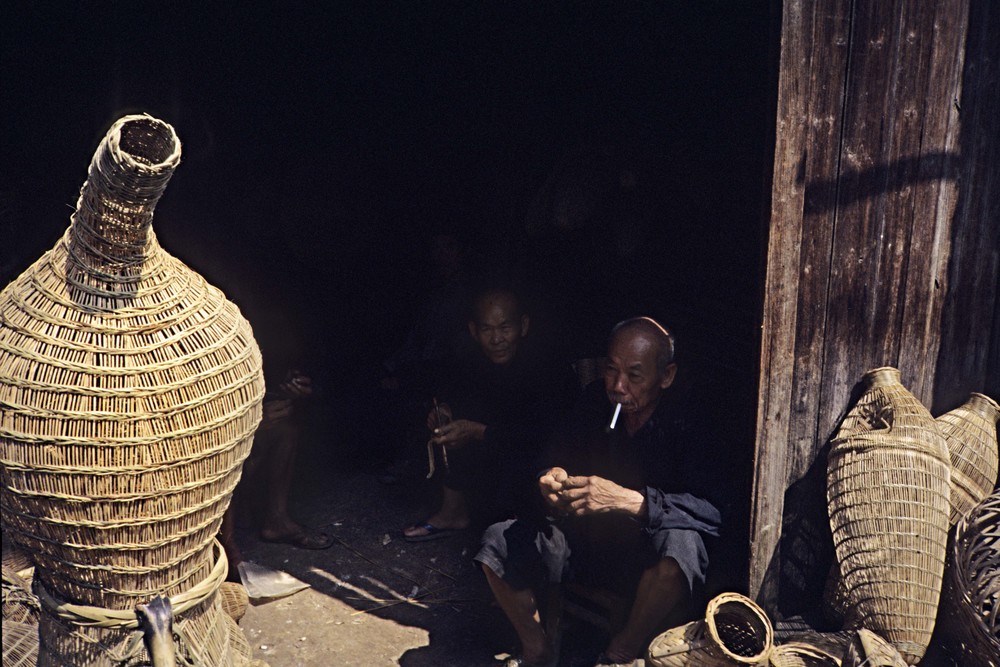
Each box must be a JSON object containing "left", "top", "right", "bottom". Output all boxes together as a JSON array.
[
  {"left": 557, "top": 475, "right": 645, "bottom": 517},
  {"left": 428, "top": 418, "right": 484, "bottom": 448},
  {"left": 426, "top": 403, "right": 453, "bottom": 431},
  {"left": 539, "top": 467, "right": 569, "bottom": 509}
]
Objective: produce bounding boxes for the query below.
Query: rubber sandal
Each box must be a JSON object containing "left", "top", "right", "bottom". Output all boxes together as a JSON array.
[{"left": 403, "top": 522, "right": 462, "bottom": 542}]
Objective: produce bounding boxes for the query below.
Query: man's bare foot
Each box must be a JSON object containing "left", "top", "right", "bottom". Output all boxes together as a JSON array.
[
  {"left": 260, "top": 519, "right": 333, "bottom": 550},
  {"left": 600, "top": 635, "right": 642, "bottom": 664}
]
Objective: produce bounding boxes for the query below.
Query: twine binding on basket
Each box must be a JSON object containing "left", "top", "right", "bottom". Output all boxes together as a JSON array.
[
  {"left": 33, "top": 540, "right": 228, "bottom": 665},
  {"left": 826, "top": 367, "right": 950, "bottom": 664}
]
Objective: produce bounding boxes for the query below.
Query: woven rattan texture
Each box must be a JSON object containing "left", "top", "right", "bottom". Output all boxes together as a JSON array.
[
  {"left": 0, "top": 114, "right": 264, "bottom": 666},
  {"left": 936, "top": 393, "right": 1000, "bottom": 526},
  {"left": 0, "top": 114, "right": 264, "bottom": 612},
  {"left": 767, "top": 642, "right": 840, "bottom": 667},
  {"left": 942, "top": 489, "right": 1000, "bottom": 666},
  {"left": 826, "top": 367, "right": 950, "bottom": 664},
  {"left": 219, "top": 581, "right": 249, "bottom": 624},
  {"left": 2, "top": 619, "right": 40, "bottom": 667},
  {"left": 3, "top": 564, "right": 39, "bottom": 625},
  {"left": 646, "top": 592, "right": 773, "bottom": 667}
]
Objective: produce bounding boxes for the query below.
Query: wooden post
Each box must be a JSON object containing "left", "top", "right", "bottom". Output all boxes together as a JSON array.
[{"left": 750, "top": 0, "right": 972, "bottom": 609}]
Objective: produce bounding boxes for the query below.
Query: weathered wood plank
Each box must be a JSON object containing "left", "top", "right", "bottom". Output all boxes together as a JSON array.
[
  {"left": 933, "top": 0, "right": 1000, "bottom": 411},
  {"left": 901, "top": 0, "right": 967, "bottom": 403},
  {"left": 786, "top": 4, "right": 852, "bottom": 485},
  {"left": 749, "top": 0, "right": 814, "bottom": 604},
  {"left": 749, "top": 0, "right": 856, "bottom": 604},
  {"left": 751, "top": 0, "right": 975, "bottom": 610}
]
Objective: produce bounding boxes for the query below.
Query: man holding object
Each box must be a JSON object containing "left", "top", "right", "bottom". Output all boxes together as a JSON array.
[{"left": 475, "top": 317, "right": 721, "bottom": 666}]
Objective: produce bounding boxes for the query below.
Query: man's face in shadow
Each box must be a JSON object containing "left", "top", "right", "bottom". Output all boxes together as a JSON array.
[
  {"left": 604, "top": 329, "right": 676, "bottom": 423},
  {"left": 469, "top": 293, "right": 529, "bottom": 366}
]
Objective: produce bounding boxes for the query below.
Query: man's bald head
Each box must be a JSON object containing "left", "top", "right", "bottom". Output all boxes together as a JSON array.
[{"left": 609, "top": 317, "right": 676, "bottom": 374}]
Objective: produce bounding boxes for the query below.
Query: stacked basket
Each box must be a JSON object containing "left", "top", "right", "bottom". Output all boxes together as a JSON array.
[
  {"left": 941, "top": 489, "right": 1000, "bottom": 666},
  {"left": 0, "top": 115, "right": 264, "bottom": 665},
  {"left": 936, "top": 393, "right": 1000, "bottom": 525},
  {"left": 825, "top": 367, "right": 951, "bottom": 664}
]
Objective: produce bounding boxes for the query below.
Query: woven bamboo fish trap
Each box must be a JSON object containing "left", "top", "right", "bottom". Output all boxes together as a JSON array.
[
  {"left": 646, "top": 592, "right": 774, "bottom": 667},
  {"left": 826, "top": 367, "right": 950, "bottom": 664},
  {"left": 935, "top": 393, "right": 1000, "bottom": 526},
  {"left": 839, "top": 628, "right": 907, "bottom": 667},
  {"left": 0, "top": 114, "right": 264, "bottom": 665},
  {"left": 940, "top": 489, "right": 1000, "bottom": 666}
]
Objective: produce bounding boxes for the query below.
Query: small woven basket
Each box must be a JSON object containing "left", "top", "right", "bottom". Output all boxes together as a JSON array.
[
  {"left": 826, "top": 367, "right": 950, "bottom": 664},
  {"left": 646, "top": 592, "right": 773, "bottom": 666},
  {"left": 220, "top": 581, "right": 250, "bottom": 623},
  {"left": 840, "top": 628, "right": 907, "bottom": 667},
  {"left": 935, "top": 393, "right": 1000, "bottom": 525},
  {"left": 940, "top": 489, "right": 1000, "bottom": 666}
]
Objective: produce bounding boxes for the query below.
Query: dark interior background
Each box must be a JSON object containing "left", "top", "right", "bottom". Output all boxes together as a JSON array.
[{"left": 2, "top": 2, "right": 778, "bottom": 587}]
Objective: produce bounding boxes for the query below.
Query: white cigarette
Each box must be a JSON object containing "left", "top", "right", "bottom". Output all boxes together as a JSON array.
[{"left": 609, "top": 403, "right": 622, "bottom": 429}]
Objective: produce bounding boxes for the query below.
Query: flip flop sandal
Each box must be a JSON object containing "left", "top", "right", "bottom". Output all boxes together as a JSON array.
[{"left": 403, "top": 522, "right": 462, "bottom": 542}]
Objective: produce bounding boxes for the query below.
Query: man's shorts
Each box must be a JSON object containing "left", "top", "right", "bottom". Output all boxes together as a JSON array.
[{"left": 474, "top": 515, "right": 709, "bottom": 597}]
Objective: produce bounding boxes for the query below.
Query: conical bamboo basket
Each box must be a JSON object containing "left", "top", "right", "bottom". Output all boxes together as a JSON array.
[
  {"left": 646, "top": 592, "right": 773, "bottom": 666},
  {"left": 826, "top": 367, "right": 950, "bottom": 664},
  {"left": 0, "top": 114, "right": 264, "bottom": 665},
  {"left": 935, "top": 393, "right": 1000, "bottom": 525}
]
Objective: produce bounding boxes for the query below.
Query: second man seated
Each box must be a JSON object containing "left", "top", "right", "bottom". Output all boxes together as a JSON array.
[{"left": 403, "top": 287, "right": 579, "bottom": 541}]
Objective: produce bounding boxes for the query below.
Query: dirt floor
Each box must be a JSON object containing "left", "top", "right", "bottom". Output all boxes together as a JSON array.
[{"left": 235, "top": 457, "right": 613, "bottom": 667}]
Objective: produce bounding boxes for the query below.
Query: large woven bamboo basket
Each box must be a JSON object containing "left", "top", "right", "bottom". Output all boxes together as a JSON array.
[
  {"left": 0, "top": 114, "right": 264, "bottom": 665},
  {"left": 826, "top": 367, "right": 950, "bottom": 664},
  {"left": 646, "top": 592, "right": 773, "bottom": 667},
  {"left": 935, "top": 392, "right": 1000, "bottom": 526},
  {"left": 940, "top": 488, "right": 1000, "bottom": 666}
]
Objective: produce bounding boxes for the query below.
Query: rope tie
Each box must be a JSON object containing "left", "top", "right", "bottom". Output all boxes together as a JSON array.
[{"left": 33, "top": 540, "right": 227, "bottom": 666}]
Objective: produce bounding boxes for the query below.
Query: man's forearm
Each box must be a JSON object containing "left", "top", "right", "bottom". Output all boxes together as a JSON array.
[{"left": 617, "top": 487, "right": 647, "bottom": 518}]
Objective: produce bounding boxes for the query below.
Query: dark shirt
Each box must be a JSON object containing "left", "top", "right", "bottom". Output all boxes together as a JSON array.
[
  {"left": 539, "top": 381, "right": 722, "bottom": 542},
  {"left": 441, "top": 344, "right": 580, "bottom": 520}
]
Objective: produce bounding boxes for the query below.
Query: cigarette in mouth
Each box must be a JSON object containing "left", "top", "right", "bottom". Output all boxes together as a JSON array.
[{"left": 609, "top": 403, "right": 622, "bottom": 429}]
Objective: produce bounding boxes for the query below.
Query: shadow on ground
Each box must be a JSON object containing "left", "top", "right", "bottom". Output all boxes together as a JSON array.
[{"left": 236, "top": 459, "right": 611, "bottom": 666}]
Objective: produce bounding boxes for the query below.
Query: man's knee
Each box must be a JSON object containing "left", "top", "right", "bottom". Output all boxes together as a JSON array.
[
  {"left": 647, "top": 557, "right": 687, "bottom": 593},
  {"left": 480, "top": 520, "right": 515, "bottom": 558}
]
